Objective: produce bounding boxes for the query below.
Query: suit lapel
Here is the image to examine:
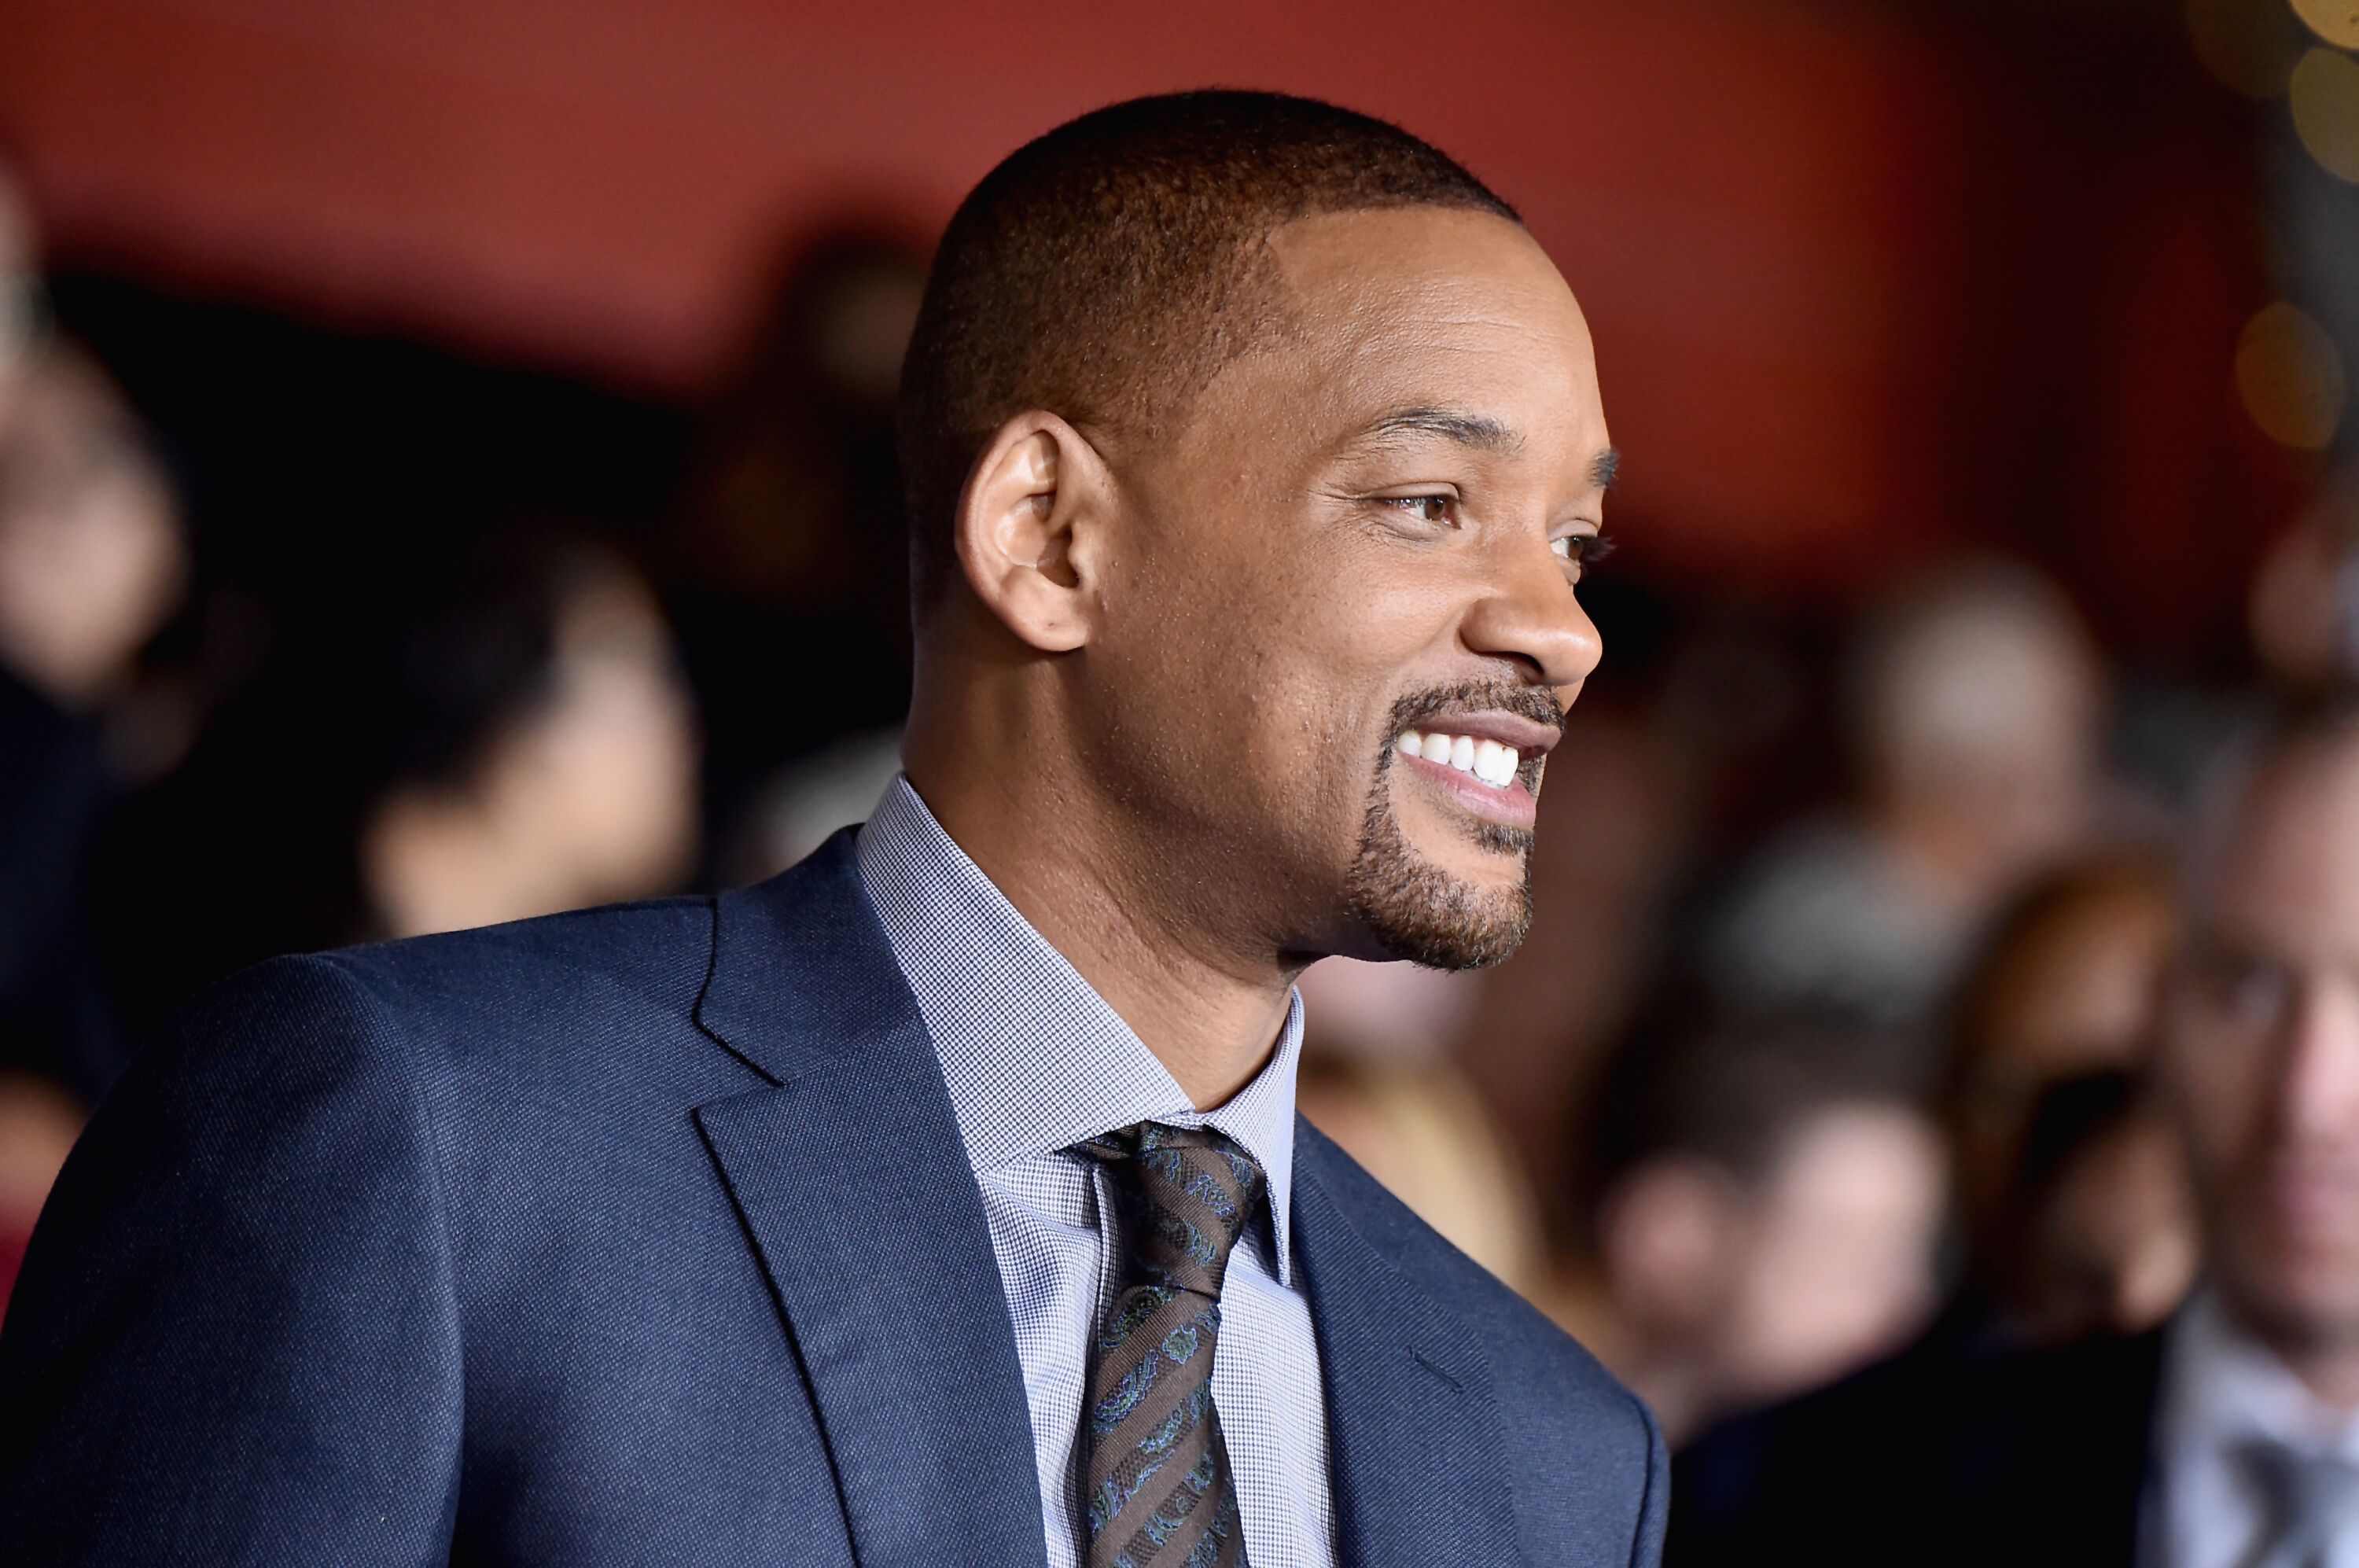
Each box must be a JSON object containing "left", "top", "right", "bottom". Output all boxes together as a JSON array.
[
  {"left": 692, "top": 832, "right": 1045, "bottom": 1568},
  {"left": 1294, "top": 1123, "right": 1522, "bottom": 1568}
]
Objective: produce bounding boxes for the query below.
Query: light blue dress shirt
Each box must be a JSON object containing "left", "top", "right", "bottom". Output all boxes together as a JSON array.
[
  {"left": 2151, "top": 1290, "right": 2359, "bottom": 1568},
  {"left": 857, "top": 776, "right": 1338, "bottom": 1568}
]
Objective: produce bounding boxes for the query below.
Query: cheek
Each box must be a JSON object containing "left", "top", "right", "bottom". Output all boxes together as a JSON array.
[
  {"left": 1111, "top": 515, "right": 1444, "bottom": 760},
  {"left": 2163, "top": 1027, "right": 2268, "bottom": 1171}
]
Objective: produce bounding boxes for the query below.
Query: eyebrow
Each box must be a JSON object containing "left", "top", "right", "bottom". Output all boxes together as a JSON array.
[
  {"left": 1352, "top": 406, "right": 1525, "bottom": 454},
  {"left": 1344, "top": 410, "right": 1619, "bottom": 492}
]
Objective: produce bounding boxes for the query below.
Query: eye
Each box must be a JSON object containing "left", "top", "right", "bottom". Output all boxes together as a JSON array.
[
  {"left": 1553, "top": 532, "right": 1615, "bottom": 566},
  {"left": 2185, "top": 948, "right": 2292, "bottom": 1032},
  {"left": 1379, "top": 494, "right": 1456, "bottom": 525}
]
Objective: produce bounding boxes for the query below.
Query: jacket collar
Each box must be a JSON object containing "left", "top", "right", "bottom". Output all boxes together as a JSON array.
[
  {"left": 1294, "top": 1118, "right": 1524, "bottom": 1568},
  {"left": 690, "top": 830, "right": 1048, "bottom": 1567},
  {"left": 691, "top": 830, "right": 1527, "bottom": 1567}
]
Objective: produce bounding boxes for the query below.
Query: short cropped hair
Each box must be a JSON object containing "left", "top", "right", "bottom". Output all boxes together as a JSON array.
[{"left": 896, "top": 90, "right": 1518, "bottom": 603}]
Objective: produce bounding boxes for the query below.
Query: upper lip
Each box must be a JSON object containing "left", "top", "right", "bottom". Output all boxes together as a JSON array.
[{"left": 1407, "top": 709, "right": 1562, "bottom": 758}]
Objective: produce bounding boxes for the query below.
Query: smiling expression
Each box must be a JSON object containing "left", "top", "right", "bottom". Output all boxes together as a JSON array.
[{"left": 1080, "top": 205, "right": 1612, "bottom": 968}]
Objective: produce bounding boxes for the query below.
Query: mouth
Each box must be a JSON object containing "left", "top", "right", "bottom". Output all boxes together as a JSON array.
[
  {"left": 1394, "top": 711, "right": 1556, "bottom": 831},
  {"left": 2256, "top": 1158, "right": 2359, "bottom": 1239}
]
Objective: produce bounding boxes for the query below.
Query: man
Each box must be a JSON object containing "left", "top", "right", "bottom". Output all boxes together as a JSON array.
[
  {"left": 0, "top": 93, "right": 1662, "bottom": 1566},
  {"left": 1671, "top": 695, "right": 2359, "bottom": 1566}
]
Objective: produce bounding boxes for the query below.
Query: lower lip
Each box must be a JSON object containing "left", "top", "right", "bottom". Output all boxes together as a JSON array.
[{"left": 1399, "top": 751, "right": 1537, "bottom": 829}]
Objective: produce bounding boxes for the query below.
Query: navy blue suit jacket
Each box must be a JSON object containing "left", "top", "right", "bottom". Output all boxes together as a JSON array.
[{"left": 0, "top": 832, "right": 1665, "bottom": 1566}]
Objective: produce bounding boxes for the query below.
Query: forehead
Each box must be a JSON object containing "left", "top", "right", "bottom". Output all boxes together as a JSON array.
[
  {"left": 1195, "top": 206, "right": 1604, "bottom": 458},
  {"left": 2206, "top": 737, "right": 2359, "bottom": 958}
]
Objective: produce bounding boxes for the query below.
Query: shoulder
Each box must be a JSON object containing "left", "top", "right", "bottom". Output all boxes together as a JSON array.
[
  {"left": 300, "top": 891, "right": 717, "bottom": 1051},
  {"left": 91, "top": 893, "right": 731, "bottom": 1167},
  {"left": 305, "top": 893, "right": 717, "bottom": 1029},
  {"left": 214, "top": 887, "right": 720, "bottom": 1038}
]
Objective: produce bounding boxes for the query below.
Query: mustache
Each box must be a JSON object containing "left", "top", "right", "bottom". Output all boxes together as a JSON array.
[{"left": 1382, "top": 678, "right": 1566, "bottom": 742}]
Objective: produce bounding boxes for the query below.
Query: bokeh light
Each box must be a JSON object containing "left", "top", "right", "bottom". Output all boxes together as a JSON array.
[
  {"left": 2292, "top": 0, "right": 2359, "bottom": 49},
  {"left": 2235, "top": 300, "right": 2349, "bottom": 449},
  {"left": 2187, "top": 0, "right": 2299, "bottom": 97},
  {"left": 2291, "top": 45, "right": 2359, "bottom": 182}
]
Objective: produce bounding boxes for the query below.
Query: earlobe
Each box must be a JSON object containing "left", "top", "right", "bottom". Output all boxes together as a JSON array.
[{"left": 953, "top": 412, "right": 1109, "bottom": 653}]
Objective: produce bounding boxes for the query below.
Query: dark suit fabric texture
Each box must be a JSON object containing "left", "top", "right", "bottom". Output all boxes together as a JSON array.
[
  {"left": 0, "top": 829, "right": 1666, "bottom": 1566},
  {"left": 1669, "top": 1322, "right": 2166, "bottom": 1567}
]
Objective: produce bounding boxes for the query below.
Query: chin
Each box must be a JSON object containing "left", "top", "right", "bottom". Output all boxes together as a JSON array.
[
  {"left": 1341, "top": 769, "right": 1535, "bottom": 970},
  {"left": 2223, "top": 1231, "right": 2359, "bottom": 1352}
]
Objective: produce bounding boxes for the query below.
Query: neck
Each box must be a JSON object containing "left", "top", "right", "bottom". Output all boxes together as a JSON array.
[
  {"left": 2237, "top": 1302, "right": 2359, "bottom": 1413},
  {"left": 2291, "top": 1356, "right": 2359, "bottom": 1413},
  {"left": 903, "top": 720, "right": 1297, "bottom": 1110}
]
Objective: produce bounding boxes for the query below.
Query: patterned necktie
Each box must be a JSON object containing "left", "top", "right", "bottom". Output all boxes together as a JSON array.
[{"left": 1073, "top": 1122, "right": 1264, "bottom": 1568}]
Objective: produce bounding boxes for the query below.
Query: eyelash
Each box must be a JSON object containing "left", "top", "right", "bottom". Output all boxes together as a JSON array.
[{"left": 1378, "top": 495, "right": 1614, "bottom": 567}]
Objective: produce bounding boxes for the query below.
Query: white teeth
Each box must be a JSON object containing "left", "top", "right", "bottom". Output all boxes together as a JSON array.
[{"left": 1404, "top": 728, "right": 1523, "bottom": 787}]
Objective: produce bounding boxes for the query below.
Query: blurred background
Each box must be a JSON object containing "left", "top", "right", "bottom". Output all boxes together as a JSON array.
[{"left": 2, "top": 0, "right": 2357, "bottom": 1463}]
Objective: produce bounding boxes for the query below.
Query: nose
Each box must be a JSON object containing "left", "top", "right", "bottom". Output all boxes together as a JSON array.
[
  {"left": 1458, "top": 535, "right": 1603, "bottom": 697},
  {"left": 2273, "top": 977, "right": 2359, "bottom": 1146}
]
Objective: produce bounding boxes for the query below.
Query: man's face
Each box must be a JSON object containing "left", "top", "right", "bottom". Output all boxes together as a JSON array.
[
  {"left": 1083, "top": 207, "right": 1608, "bottom": 968},
  {"left": 2163, "top": 736, "right": 2359, "bottom": 1353}
]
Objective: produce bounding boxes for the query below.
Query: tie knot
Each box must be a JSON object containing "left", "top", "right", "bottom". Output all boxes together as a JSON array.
[{"left": 1077, "top": 1122, "right": 1265, "bottom": 1299}]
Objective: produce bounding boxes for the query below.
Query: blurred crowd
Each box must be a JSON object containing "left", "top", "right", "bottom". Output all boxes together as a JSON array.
[{"left": 5, "top": 131, "right": 2359, "bottom": 1555}]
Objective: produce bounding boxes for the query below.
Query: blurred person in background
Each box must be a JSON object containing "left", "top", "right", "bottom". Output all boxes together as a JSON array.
[
  {"left": 0, "top": 160, "right": 190, "bottom": 1311},
  {"left": 355, "top": 535, "right": 698, "bottom": 940},
  {"left": 93, "top": 526, "right": 697, "bottom": 1037},
  {"left": 1669, "top": 694, "right": 2359, "bottom": 1566},
  {"left": 2001, "top": 1067, "right": 2196, "bottom": 1353},
  {"left": 0, "top": 348, "right": 186, "bottom": 725},
  {"left": 1558, "top": 1016, "right": 1946, "bottom": 1445},
  {"left": 668, "top": 225, "right": 927, "bottom": 880},
  {"left": 0, "top": 345, "right": 186, "bottom": 1096},
  {"left": 0, "top": 337, "right": 188, "bottom": 1293},
  {"left": 0, "top": 1070, "right": 79, "bottom": 1304},
  {"left": 2146, "top": 697, "right": 2359, "bottom": 1568},
  {"left": 1945, "top": 852, "right": 2196, "bottom": 1345},
  {"left": 1702, "top": 558, "right": 2106, "bottom": 1054},
  {"left": 1672, "top": 850, "right": 2195, "bottom": 1562}
]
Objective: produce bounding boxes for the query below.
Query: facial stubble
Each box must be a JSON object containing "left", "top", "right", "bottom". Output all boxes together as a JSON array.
[{"left": 1341, "top": 683, "right": 1556, "bottom": 970}]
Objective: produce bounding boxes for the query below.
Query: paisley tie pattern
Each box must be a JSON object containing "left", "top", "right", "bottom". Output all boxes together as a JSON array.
[{"left": 1074, "top": 1123, "right": 1264, "bottom": 1568}]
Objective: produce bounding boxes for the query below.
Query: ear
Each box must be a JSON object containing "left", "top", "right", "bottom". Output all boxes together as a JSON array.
[{"left": 953, "top": 411, "right": 1115, "bottom": 653}]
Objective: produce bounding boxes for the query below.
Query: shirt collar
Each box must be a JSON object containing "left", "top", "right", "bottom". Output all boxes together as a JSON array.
[
  {"left": 856, "top": 775, "right": 1304, "bottom": 1283},
  {"left": 2162, "top": 1286, "right": 2359, "bottom": 1462}
]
